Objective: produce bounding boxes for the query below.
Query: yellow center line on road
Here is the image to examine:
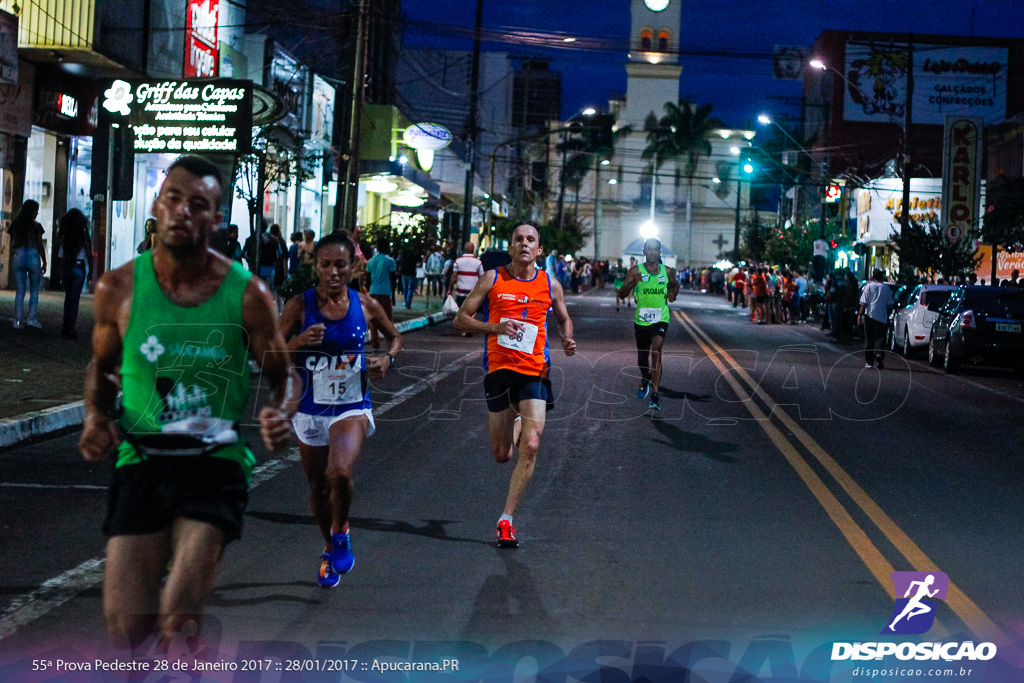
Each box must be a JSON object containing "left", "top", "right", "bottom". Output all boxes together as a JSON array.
[{"left": 674, "top": 310, "right": 1006, "bottom": 644}]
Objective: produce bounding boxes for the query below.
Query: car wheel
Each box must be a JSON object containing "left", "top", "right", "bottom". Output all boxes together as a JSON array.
[
  {"left": 943, "top": 345, "right": 960, "bottom": 374},
  {"left": 902, "top": 328, "right": 912, "bottom": 357},
  {"left": 928, "top": 338, "right": 941, "bottom": 367}
]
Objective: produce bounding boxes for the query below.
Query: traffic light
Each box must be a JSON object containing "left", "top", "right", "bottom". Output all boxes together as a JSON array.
[{"left": 589, "top": 114, "right": 615, "bottom": 151}]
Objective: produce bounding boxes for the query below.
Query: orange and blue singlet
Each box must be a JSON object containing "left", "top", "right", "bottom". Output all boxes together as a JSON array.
[{"left": 483, "top": 267, "right": 553, "bottom": 377}]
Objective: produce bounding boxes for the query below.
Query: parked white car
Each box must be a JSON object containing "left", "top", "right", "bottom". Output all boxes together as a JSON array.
[{"left": 891, "top": 284, "right": 958, "bottom": 356}]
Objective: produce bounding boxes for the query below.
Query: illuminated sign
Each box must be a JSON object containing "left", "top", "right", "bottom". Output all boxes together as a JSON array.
[
  {"left": 402, "top": 123, "right": 452, "bottom": 150},
  {"left": 185, "top": 0, "right": 219, "bottom": 78},
  {"left": 843, "top": 43, "right": 1008, "bottom": 126},
  {"left": 824, "top": 183, "right": 842, "bottom": 203},
  {"left": 103, "top": 79, "right": 252, "bottom": 154},
  {"left": 941, "top": 115, "right": 983, "bottom": 244}
]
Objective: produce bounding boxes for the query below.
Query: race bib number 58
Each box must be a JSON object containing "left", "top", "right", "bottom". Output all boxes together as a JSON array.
[{"left": 497, "top": 317, "right": 539, "bottom": 354}]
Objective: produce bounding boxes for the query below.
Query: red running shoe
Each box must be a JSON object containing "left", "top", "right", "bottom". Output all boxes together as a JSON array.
[{"left": 496, "top": 520, "right": 519, "bottom": 548}]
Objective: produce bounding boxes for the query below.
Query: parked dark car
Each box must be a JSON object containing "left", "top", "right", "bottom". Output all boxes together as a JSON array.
[{"left": 928, "top": 285, "right": 1024, "bottom": 374}]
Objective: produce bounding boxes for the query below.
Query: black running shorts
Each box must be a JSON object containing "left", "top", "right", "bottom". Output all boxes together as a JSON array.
[
  {"left": 103, "top": 455, "right": 249, "bottom": 544},
  {"left": 634, "top": 321, "right": 669, "bottom": 346},
  {"left": 484, "top": 369, "right": 554, "bottom": 413}
]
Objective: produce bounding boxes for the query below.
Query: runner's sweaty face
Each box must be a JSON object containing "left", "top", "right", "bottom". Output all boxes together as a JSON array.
[
  {"left": 153, "top": 167, "right": 222, "bottom": 256},
  {"left": 509, "top": 225, "right": 541, "bottom": 264},
  {"left": 315, "top": 244, "right": 353, "bottom": 295}
]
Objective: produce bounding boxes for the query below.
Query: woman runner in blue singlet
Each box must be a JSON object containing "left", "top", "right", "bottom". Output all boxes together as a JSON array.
[{"left": 280, "top": 231, "right": 403, "bottom": 587}]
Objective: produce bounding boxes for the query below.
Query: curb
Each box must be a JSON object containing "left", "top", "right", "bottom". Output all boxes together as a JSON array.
[
  {"left": 0, "top": 312, "right": 453, "bottom": 450},
  {"left": 0, "top": 401, "right": 86, "bottom": 449}
]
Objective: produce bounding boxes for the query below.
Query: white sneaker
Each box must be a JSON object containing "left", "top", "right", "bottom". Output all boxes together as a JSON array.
[
  {"left": 13, "top": 319, "right": 23, "bottom": 329},
  {"left": 864, "top": 363, "right": 873, "bottom": 368},
  {"left": 26, "top": 318, "right": 42, "bottom": 329}
]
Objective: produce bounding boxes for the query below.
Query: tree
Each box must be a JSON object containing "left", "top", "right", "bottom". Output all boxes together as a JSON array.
[
  {"left": 493, "top": 214, "right": 589, "bottom": 257},
  {"left": 765, "top": 222, "right": 817, "bottom": 269},
  {"left": 235, "top": 124, "right": 320, "bottom": 236},
  {"left": 641, "top": 101, "right": 722, "bottom": 263},
  {"left": 740, "top": 209, "right": 772, "bottom": 262},
  {"left": 891, "top": 218, "right": 981, "bottom": 284}
]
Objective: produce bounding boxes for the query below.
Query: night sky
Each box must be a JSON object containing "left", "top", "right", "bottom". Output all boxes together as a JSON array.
[{"left": 400, "top": 0, "right": 1024, "bottom": 128}]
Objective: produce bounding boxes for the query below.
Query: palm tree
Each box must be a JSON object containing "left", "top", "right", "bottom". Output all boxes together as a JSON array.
[{"left": 641, "top": 101, "right": 722, "bottom": 263}]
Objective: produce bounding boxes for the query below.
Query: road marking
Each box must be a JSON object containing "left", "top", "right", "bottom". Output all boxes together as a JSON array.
[
  {"left": 675, "top": 309, "right": 1005, "bottom": 644},
  {"left": 0, "top": 351, "right": 481, "bottom": 643},
  {"left": 0, "top": 483, "right": 107, "bottom": 490}
]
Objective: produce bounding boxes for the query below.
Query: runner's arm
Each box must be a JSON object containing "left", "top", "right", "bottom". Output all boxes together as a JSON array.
[
  {"left": 363, "top": 295, "right": 404, "bottom": 379},
  {"left": 243, "top": 277, "right": 300, "bottom": 451},
  {"left": 79, "top": 270, "right": 129, "bottom": 461},
  {"left": 549, "top": 277, "right": 576, "bottom": 356},
  {"left": 667, "top": 267, "right": 680, "bottom": 302},
  {"left": 281, "top": 294, "right": 324, "bottom": 351},
  {"left": 616, "top": 266, "right": 641, "bottom": 298},
  {"left": 453, "top": 270, "right": 515, "bottom": 336}
]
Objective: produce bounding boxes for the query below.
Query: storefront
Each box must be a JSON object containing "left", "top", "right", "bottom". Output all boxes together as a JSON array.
[
  {"left": 22, "top": 66, "right": 99, "bottom": 283},
  {"left": 0, "top": 52, "right": 33, "bottom": 288},
  {"left": 98, "top": 77, "right": 253, "bottom": 271}
]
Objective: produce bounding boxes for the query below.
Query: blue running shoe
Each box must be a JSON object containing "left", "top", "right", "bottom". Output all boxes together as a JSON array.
[
  {"left": 331, "top": 532, "right": 355, "bottom": 574},
  {"left": 649, "top": 392, "right": 660, "bottom": 411},
  {"left": 637, "top": 381, "right": 651, "bottom": 399},
  {"left": 318, "top": 552, "right": 341, "bottom": 588}
]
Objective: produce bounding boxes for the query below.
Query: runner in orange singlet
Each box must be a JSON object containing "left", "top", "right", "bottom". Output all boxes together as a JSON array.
[{"left": 454, "top": 224, "right": 576, "bottom": 548}]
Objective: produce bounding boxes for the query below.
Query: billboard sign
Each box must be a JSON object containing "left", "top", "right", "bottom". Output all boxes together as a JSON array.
[
  {"left": 843, "top": 42, "right": 1008, "bottom": 126},
  {"left": 184, "top": 0, "right": 219, "bottom": 78},
  {"left": 102, "top": 78, "right": 253, "bottom": 154},
  {"left": 854, "top": 178, "right": 942, "bottom": 243}
]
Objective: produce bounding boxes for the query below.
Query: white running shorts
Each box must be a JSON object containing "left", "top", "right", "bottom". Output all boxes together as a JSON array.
[{"left": 293, "top": 409, "right": 376, "bottom": 447}]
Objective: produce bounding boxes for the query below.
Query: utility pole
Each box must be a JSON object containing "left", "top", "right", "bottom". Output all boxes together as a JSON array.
[
  {"left": 344, "top": 0, "right": 371, "bottom": 231},
  {"left": 461, "top": 0, "right": 484, "bottom": 247},
  {"left": 593, "top": 156, "right": 602, "bottom": 259},
  {"left": 733, "top": 171, "right": 742, "bottom": 262},
  {"left": 335, "top": 0, "right": 369, "bottom": 233},
  {"left": 899, "top": 34, "right": 915, "bottom": 279}
]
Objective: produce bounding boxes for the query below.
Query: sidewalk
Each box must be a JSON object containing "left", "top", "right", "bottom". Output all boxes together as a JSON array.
[{"left": 0, "top": 286, "right": 447, "bottom": 447}]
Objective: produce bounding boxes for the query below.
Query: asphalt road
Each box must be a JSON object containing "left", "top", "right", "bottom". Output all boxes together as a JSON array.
[{"left": 1, "top": 288, "right": 1022, "bottom": 682}]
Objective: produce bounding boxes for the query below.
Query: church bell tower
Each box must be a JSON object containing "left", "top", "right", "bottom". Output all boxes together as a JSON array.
[{"left": 624, "top": 0, "right": 683, "bottom": 127}]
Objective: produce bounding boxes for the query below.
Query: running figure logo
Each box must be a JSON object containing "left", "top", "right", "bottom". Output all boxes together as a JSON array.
[{"left": 882, "top": 571, "right": 949, "bottom": 634}]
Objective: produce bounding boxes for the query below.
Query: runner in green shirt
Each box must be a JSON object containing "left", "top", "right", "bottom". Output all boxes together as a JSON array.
[
  {"left": 79, "top": 156, "right": 300, "bottom": 649},
  {"left": 616, "top": 238, "right": 679, "bottom": 410}
]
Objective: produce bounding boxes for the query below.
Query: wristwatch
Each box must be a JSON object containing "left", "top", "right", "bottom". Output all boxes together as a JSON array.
[{"left": 387, "top": 353, "right": 396, "bottom": 368}]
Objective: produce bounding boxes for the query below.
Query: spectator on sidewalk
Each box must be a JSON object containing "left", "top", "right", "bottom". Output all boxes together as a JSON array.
[
  {"left": 137, "top": 218, "right": 157, "bottom": 254},
  {"left": 426, "top": 245, "right": 444, "bottom": 296},
  {"left": 366, "top": 239, "right": 397, "bottom": 349},
  {"left": 55, "top": 208, "right": 92, "bottom": 339},
  {"left": 450, "top": 241, "right": 483, "bottom": 308},
  {"left": 287, "top": 231, "right": 303, "bottom": 275},
  {"left": 399, "top": 247, "right": 419, "bottom": 309},
  {"left": 9, "top": 199, "right": 47, "bottom": 330}
]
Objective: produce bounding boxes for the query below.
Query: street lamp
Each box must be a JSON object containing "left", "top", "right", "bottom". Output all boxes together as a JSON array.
[{"left": 758, "top": 112, "right": 825, "bottom": 236}]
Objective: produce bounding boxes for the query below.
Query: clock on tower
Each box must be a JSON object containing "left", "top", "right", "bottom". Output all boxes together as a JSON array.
[{"left": 644, "top": 0, "right": 669, "bottom": 11}]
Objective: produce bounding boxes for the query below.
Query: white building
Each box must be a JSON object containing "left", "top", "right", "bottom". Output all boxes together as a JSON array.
[{"left": 545, "top": 0, "right": 755, "bottom": 267}]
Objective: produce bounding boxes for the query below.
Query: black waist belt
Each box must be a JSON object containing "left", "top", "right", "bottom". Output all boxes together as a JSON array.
[{"left": 119, "top": 426, "right": 238, "bottom": 457}]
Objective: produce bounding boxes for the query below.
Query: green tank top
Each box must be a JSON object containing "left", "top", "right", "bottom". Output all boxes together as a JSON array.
[
  {"left": 634, "top": 263, "right": 670, "bottom": 326},
  {"left": 116, "top": 251, "right": 255, "bottom": 480}
]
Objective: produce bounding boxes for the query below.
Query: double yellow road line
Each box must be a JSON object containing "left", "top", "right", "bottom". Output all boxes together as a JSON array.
[{"left": 673, "top": 309, "right": 1004, "bottom": 644}]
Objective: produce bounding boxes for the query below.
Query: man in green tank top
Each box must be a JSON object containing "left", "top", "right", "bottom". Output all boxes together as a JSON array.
[
  {"left": 616, "top": 238, "right": 679, "bottom": 411},
  {"left": 79, "top": 156, "right": 300, "bottom": 650}
]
